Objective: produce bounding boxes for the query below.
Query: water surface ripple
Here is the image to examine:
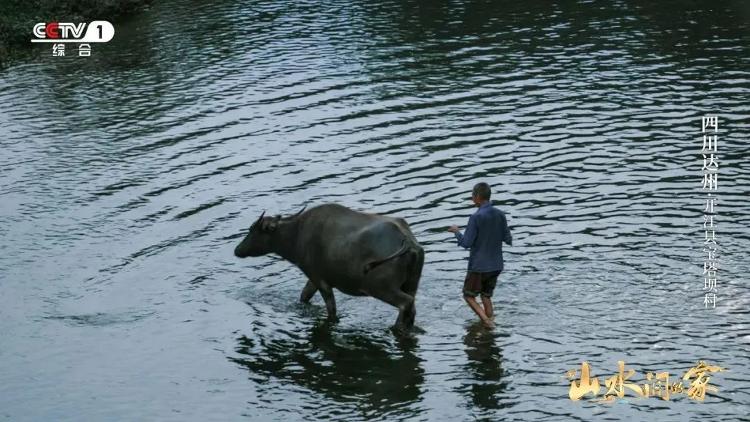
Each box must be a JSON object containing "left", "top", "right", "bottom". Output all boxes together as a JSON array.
[{"left": 1, "top": 0, "right": 749, "bottom": 420}]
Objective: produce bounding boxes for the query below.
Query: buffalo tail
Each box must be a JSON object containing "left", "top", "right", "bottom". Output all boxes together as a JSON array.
[{"left": 363, "top": 239, "right": 410, "bottom": 274}]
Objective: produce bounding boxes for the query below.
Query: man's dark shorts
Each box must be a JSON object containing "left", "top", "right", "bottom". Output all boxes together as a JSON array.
[{"left": 463, "top": 270, "right": 501, "bottom": 298}]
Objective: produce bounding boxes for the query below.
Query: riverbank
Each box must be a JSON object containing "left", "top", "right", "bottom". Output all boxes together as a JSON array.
[{"left": 0, "top": 0, "right": 153, "bottom": 67}]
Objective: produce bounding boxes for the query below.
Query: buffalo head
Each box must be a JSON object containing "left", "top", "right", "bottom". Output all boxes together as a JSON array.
[{"left": 234, "top": 206, "right": 306, "bottom": 258}]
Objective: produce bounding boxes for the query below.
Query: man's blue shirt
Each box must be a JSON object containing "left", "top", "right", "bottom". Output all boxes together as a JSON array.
[{"left": 454, "top": 201, "right": 512, "bottom": 272}]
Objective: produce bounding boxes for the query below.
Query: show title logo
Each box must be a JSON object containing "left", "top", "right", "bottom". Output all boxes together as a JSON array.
[
  {"left": 566, "top": 360, "right": 727, "bottom": 402},
  {"left": 31, "top": 21, "right": 114, "bottom": 57}
]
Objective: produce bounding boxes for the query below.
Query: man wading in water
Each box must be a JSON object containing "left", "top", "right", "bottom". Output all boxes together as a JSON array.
[{"left": 448, "top": 182, "right": 513, "bottom": 328}]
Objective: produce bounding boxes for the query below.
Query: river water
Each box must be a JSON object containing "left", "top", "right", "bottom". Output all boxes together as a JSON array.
[{"left": 1, "top": 0, "right": 749, "bottom": 420}]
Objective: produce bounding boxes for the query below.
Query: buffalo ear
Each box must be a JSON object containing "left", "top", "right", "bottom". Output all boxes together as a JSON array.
[
  {"left": 261, "top": 215, "right": 281, "bottom": 232},
  {"left": 269, "top": 215, "right": 281, "bottom": 231}
]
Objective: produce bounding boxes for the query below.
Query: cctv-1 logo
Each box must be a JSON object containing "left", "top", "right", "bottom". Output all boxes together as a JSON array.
[{"left": 31, "top": 21, "right": 114, "bottom": 43}]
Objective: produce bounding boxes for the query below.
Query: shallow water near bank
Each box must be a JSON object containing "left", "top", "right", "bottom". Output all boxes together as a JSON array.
[{"left": 1, "top": 0, "right": 749, "bottom": 420}]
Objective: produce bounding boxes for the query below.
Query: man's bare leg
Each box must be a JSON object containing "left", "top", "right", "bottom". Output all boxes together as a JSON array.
[
  {"left": 481, "top": 296, "right": 494, "bottom": 319},
  {"left": 464, "top": 295, "right": 495, "bottom": 328}
]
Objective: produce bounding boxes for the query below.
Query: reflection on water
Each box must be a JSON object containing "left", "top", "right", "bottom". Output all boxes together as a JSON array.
[
  {"left": 231, "top": 314, "right": 424, "bottom": 418},
  {"left": 460, "top": 322, "right": 509, "bottom": 412},
  {"left": 0, "top": 0, "right": 748, "bottom": 420}
]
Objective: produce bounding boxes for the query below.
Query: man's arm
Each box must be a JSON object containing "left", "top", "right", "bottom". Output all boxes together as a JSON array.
[
  {"left": 502, "top": 213, "right": 512, "bottom": 246},
  {"left": 455, "top": 214, "right": 478, "bottom": 249}
]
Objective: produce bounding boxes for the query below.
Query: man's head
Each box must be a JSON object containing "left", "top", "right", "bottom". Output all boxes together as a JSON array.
[{"left": 471, "top": 182, "right": 491, "bottom": 206}]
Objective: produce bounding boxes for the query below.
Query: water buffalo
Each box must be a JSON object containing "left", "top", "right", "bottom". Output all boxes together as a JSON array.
[{"left": 234, "top": 203, "right": 425, "bottom": 328}]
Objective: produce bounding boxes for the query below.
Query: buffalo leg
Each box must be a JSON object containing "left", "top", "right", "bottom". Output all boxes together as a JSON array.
[
  {"left": 372, "top": 289, "right": 415, "bottom": 328},
  {"left": 318, "top": 282, "right": 337, "bottom": 321},
  {"left": 299, "top": 280, "right": 318, "bottom": 303}
]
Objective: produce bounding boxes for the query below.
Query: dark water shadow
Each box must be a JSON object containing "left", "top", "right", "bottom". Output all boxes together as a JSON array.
[
  {"left": 230, "top": 318, "right": 425, "bottom": 415},
  {"left": 459, "top": 321, "right": 512, "bottom": 412}
]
